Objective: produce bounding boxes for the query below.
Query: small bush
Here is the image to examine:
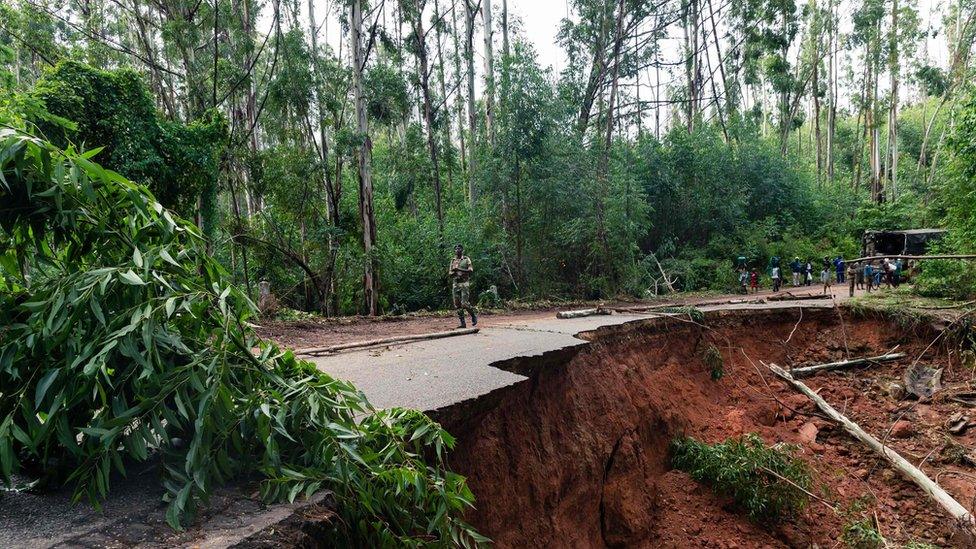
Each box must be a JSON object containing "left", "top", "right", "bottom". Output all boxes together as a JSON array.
[
  {"left": 914, "top": 259, "right": 976, "bottom": 300},
  {"left": 701, "top": 344, "right": 724, "bottom": 380},
  {"left": 661, "top": 306, "right": 705, "bottom": 323},
  {"left": 670, "top": 434, "right": 812, "bottom": 523},
  {"left": 842, "top": 517, "right": 885, "bottom": 548}
]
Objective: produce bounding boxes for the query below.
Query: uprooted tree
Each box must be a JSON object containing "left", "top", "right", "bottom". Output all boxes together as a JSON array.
[{"left": 0, "top": 126, "right": 486, "bottom": 546}]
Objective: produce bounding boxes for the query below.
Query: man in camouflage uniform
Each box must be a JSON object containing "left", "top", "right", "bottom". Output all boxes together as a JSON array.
[{"left": 448, "top": 244, "right": 477, "bottom": 328}]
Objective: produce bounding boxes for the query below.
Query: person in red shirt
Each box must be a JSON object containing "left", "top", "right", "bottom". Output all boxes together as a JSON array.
[{"left": 749, "top": 269, "right": 759, "bottom": 293}]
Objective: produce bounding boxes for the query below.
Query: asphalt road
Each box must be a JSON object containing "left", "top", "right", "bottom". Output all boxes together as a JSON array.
[
  {"left": 311, "top": 312, "right": 654, "bottom": 411},
  {"left": 310, "top": 294, "right": 843, "bottom": 412}
]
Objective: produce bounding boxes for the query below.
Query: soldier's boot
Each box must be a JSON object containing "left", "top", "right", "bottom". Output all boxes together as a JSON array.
[
  {"left": 470, "top": 310, "right": 478, "bottom": 326},
  {"left": 456, "top": 311, "right": 467, "bottom": 329}
]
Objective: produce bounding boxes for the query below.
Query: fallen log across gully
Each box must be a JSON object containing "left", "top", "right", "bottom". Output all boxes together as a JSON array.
[{"left": 767, "top": 362, "right": 976, "bottom": 541}]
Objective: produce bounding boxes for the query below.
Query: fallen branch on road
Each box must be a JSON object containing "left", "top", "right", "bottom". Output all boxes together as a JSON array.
[
  {"left": 294, "top": 328, "right": 480, "bottom": 356},
  {"left": 767, "top": 362, "right": 976, "bottom": 541},
  {"left": 767, "top": 292, "right": 831, "bottom": 302},
  {"left": 555, "top": 308, "right": 612, "bottom": 319},
  {"left": 790, "top": 353, "right": 907, "bottom": 378},
  {"left": 850, "top": 254, "right": 976, "bottom": 263}
]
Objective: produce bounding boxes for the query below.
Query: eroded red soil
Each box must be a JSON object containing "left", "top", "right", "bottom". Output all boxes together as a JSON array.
[{"left": 436, "top": 308, "right": 974, "bottom": 548}]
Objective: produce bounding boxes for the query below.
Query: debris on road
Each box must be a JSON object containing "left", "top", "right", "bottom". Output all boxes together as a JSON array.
[
  {"left": 905, "top": 364, "right": 944, "bottom": 399},
  {"left": 293, "top": 327, "right": 479, "bottom": 357},
  {"left": 945, "top": 412, "right": 972, "bottom": 436},
  {"left": 555, "top": 308, "right": 612, "bottom": 319}
]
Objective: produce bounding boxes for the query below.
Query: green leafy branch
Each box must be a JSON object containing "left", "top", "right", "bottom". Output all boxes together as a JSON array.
[{"left": 0, "top": 126, "right": 486, "bottom": 546}]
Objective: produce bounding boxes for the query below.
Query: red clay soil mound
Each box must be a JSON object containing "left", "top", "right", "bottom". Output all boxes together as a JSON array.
[{"left": 437, "top": 308, "right": 968, "bottom": 548}]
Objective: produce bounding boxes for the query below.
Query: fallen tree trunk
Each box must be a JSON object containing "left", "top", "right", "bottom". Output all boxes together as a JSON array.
[
  {"left": 606, "top": 297, "right": 762, "bottom": 314},
  {"left": 851, "top": 254, "right": 976, "bottom": 263},
  {"left": 556, "top": 308, "right": 611, "bottom": 319},
  {"left": 767, "top": 363, "right": 976, "bottom": 539},
  {"left": 767, "top": 292, "right": 831, "bottom": 302},
  {"left": 294, "top": 328, "right": 479, "bottom": 356},
  {"left": 790, "top": 352, "right": 906, "bottom": 378}
]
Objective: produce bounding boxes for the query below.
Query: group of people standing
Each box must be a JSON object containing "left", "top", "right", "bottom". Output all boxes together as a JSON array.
[
  {"left": 737, "top": 255, "right": 905, "bottom": 296},
  {"left": 851, "top": 257, "right": 904, "bottom": 293}
]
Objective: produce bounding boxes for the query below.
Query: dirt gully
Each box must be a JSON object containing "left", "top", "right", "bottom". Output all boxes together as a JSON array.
[{"left": 434, "top": 307, "right": 974, "bottom": 548}]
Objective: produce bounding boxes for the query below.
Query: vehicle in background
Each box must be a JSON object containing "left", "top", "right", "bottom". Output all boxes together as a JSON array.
[{"left": 861, "top": 229, "right": 947, "bottom": 283}]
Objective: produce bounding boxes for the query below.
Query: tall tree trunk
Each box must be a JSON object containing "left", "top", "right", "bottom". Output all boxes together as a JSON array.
[
  {"left": 595, "top": 0, "right": 626, "bottom": 279},
  {"left": 433, "top": 0, "right": 455, "bottom": 189},
  {"left": 308, "top": 0, "right": 338, "bottom": 315},
  {"left": 706, "top": 0, "right": 732, "bottom": 124},
  {"left": 887, "top": 0, "right": 900, "bottom": 200},
  {"left": 464, "top": 0, "right": 478, "bottom": 203},
  {"left": 351, "top": 0, "right": 379, "bottom": 316},
  {"left": 683, "top": 0, "right": 697, "bottom": 132},
  {"left": 412, "top": 0, "right": 445, "bottom": 236},
  {"left": 826, "top": 0, "right": 837, "bottom": 183},
  {"left": 483, "top": 0, "right": 496, "bottom": 142},
  {"left": 501, "top": 0, "right": 509, "bottom": 59},
  {"left": 450, "top": 0, "right": 468, "bottom": 178},
  {"left": 812, "top": 0, "right": 822, "bottom": 187},
  {"left": 870, "top": 22, "right": 883, "bottom": 203},
  {"left": 635, "top": 23, "right": 642, "bottom": 136}
]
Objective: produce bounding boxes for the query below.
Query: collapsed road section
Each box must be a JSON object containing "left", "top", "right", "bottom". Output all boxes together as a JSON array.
[{"left": 433, "top": 308, "right": 975, "bottom": 548}]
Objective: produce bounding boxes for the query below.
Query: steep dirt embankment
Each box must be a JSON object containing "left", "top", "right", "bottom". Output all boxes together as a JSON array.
[{"left": 436, "top": 309, "right": 967, "bottom": 548}]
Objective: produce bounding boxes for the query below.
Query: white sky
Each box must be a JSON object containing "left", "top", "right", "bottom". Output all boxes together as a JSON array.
[{"left": 299, "top": 0, "right": 951, "bottom": 128}]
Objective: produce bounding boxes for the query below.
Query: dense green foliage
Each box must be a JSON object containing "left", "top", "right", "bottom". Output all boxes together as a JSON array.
[
  {"left": 913, "top": 91, "right": 976, "bottom": 299},
  {"left": 670, "top": 434, "right": 812, "bottom": 522},
  {"left": 0, "top": 127, "right": 483, "bottom": 545},
  {"left": 31, "top": 61, "right": 226, "bottom": 215},
  {"left": 3, "top": 0, "right": 973, "bottom": 314}
]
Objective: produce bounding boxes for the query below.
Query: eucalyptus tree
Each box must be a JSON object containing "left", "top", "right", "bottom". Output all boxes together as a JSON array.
[
  {"left": 464, "top": 0, "right": 479, "bottom": 202},
  {"left": 852, "top": 0, "right": 886, "bottom": 201},
  {"left": 351, "top": 0, "right": 380, "bottom": 315},
  {"left": 483, "top": 0, "right": 495, "bottom": 141},
  {"left": 400, "top": 0, "right": 447, "bottom": 237}
]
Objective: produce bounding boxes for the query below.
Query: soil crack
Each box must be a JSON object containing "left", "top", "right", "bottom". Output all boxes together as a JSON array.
[{"left": 599, "top": 430, "right": 629, "bottom": 548}]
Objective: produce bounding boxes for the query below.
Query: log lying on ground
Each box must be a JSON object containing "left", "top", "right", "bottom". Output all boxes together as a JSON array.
[
  {"left": 294, "top": 327, "right": 479, "bottom": 356},
  {"left": 790, "top": 352, "right": 906, "bottom": 378},
  {"left": 851, "top": 254, "right": 976, "bottom": 263},
  {"left": 606, "top": 297, "right": 762, "bottom": 314},
  {"left": 604, "top": 292, "right": 837, "bottom": 315},
  {"left": 767, "top": 292, "right": 831, "bottom": 302},
  {"left": 768, "top": 363, "right": 976, "bottom": 539},
  {"left": 555, "top": 308, "right": 612, "bottom": 319}
]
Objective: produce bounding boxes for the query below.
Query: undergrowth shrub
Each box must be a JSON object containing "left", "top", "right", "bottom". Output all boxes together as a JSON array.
[
  {"left": 701, "top": 344, "right": 724, "bottom": 380},
  {"left": 670, "top": 433, "right": 812, "bottom": 523},
  {"left": 0, "top": 127, "right": 485, "bottom": 546},
  {"left": 914, "top": 258, "right": 976, "bottom": 300},
  {"left": 660, "top": 306, "right": 705, "bottom": 323},
  {"left": 842, "top": 517, "right": 886, "bottom": 548}
]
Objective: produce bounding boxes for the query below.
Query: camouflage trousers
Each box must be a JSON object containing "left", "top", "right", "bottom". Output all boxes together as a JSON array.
[{"left": 452, "top": 282, "right": 473, "bottom": 311}]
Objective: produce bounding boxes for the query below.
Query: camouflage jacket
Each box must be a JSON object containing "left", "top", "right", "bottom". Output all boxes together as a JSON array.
[{"left": 449, "top": 256, "right": 473, "bottom": 284}]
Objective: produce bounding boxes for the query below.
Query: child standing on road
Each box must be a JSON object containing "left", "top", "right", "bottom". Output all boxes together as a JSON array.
[
  {"left": 750, "top": 269, "right": 759, "bottom": 293},
  {"left": 821, "top": 267, "right": 832, "bottom": 295},
  {"left": 864, "top": 262, "right": 874, "bottom": 292},
  {"left": 847, "top": 263, "right": 856, "bottom": 297},
  {"left": 771, "top": 265, "right": 782, "bottom": 292}
]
